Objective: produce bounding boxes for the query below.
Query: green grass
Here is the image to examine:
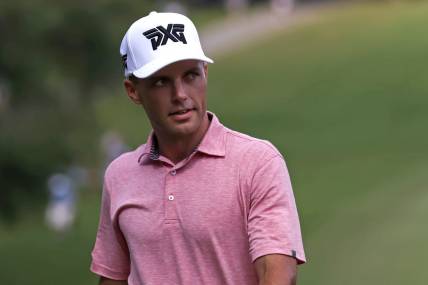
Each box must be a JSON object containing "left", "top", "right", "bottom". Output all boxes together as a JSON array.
[
  {"left": 0, "top": 191, "right": 100, "bottom": 284},
  {"left": 2, "top": 2, "right": 428, "bottom": 284},
  {"left": 206, "top": 3, "right": 428, "bottom": 283}
]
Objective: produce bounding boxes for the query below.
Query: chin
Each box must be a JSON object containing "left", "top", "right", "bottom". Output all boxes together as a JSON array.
[{"left": 173, "top": 124, "right": 198, "bottom": 137}]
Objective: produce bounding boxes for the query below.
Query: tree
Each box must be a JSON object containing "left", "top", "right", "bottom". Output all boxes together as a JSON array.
[{"left": 0, "top": 0, "right": 154, "bottom": 222}]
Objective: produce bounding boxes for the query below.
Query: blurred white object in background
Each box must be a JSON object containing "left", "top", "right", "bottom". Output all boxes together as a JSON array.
[
  {"left": 101, "top": 131, "right": 129, "bottom": 165},
  {"left": 271, "top": 0, "right": 294, "bottom": 14},
  {"left": 45, "top": 173, "right": 77, "bottom": 234},
  {"left": 226, "top": 0, "right": 248, "bottom": 13}
]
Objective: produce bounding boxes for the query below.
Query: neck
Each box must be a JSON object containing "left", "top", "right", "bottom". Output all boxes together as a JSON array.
[{"left": 155, "top": 113, "right": 210, "bottom": 164}]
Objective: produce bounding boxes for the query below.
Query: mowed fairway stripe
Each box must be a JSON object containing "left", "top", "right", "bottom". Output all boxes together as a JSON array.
[{"left": 299, "top": 163, "right": 428, "bottom": 285}]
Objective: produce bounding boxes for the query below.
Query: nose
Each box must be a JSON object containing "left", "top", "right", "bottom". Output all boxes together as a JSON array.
[{"left": 171, "top": 79, "right": 188, "bottom": 102}]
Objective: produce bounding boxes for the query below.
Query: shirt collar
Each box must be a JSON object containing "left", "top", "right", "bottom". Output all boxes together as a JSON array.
[
  {"left": 196, "top": 112, "right": 226, "bottom": 157},
  {"left": 137, "top": 111, "right": 226, "bottom": 164},
  {"left": 138, "top": 131, "right": 158, "bottom": 164}
]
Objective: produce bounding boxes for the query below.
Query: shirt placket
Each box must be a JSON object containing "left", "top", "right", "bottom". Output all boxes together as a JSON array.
[
  {"left": 164, "top": 167, "right": 179, "bottom": 224},
  {"left": 150, "top": 135, "right": 200, "bottom": 224},
  {"left": 162, "top": 153, "right": 199, "bottom": 224}
]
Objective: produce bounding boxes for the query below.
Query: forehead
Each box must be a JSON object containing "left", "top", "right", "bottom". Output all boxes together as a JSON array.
[{"left": 150, "top": 60, "right": 203, "bottom": 77}]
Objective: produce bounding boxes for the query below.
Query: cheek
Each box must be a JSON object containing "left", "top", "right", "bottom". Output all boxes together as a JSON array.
[
  {"left": 142, "top": 97, "right": 167, "bottom": 119},
  {"left": 191, "top": 81, "right": 208, "bottom": 105}
]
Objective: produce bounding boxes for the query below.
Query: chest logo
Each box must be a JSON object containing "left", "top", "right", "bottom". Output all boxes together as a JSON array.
[{"left": 143, "top": 24, "right": 187, "bottom": 51}]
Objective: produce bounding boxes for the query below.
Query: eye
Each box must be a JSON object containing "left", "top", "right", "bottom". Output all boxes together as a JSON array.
[
  {"left": 186, "top": 71, "right": 200, "bottom": 81},
  {"left": 153, "top": 78, "right": 167, "bottom": 87}
]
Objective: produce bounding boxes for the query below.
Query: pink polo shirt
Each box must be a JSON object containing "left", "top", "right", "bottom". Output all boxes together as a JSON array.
[{"left": 91, "top": 112, "right": 306, "bottom": 284}]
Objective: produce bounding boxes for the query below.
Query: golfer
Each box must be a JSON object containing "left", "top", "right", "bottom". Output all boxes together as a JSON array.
[{"left": 91, "top": 11, "right": 306, "bottom": 285}]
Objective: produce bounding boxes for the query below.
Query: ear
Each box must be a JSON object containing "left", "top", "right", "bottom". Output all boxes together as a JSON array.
[{"left": 124, "top": 79, "right": 143, "bottom": 105}]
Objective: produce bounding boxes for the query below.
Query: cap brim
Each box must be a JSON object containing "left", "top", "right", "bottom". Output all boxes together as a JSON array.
[{"left": 132, "top": 52, "right": 214, "bottom": 79}]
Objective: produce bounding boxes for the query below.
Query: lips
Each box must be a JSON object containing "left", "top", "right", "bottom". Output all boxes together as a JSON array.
[{"left": 169, "top": 108, "right": 195, "bottom": 116}]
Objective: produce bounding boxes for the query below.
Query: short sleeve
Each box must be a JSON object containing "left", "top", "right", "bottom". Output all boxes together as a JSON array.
[
  {"left": 247, "top": 155, "right": 306, "bottom": 264},
  {"left": 90, "top": 181, "right": 130, "bottom": 280}
]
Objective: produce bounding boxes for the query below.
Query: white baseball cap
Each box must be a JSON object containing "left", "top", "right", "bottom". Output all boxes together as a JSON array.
[{"left": 120, "top": 11, "right": 213, "bottom": 79}]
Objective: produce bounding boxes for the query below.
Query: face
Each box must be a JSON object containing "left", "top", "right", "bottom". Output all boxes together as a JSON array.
[{"left": 124, "top": 60, "right": 209, "bottom": 140}]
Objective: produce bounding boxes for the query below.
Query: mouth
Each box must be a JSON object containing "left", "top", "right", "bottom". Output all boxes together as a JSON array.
[{"left": 169, "top": 108, "right": 195, "bottom": 116}]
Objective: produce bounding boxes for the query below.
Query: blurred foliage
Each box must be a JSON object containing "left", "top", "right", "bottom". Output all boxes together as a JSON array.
[{"left": 0, "top": 0, "right": 158, "bottom": 222}]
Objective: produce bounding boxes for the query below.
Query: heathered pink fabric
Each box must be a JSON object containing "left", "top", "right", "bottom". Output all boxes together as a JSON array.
[{"left": 91, "top": 112, "right": 306, "bottom": 284}]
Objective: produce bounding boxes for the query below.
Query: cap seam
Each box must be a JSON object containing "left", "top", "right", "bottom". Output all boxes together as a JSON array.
[{"left": 126, "top": 27, "right": 138, "bottom": 76}]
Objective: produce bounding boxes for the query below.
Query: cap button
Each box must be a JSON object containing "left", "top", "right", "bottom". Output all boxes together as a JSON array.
[{"left": 149, "top": 11, "right": 157, "bottom": 16}]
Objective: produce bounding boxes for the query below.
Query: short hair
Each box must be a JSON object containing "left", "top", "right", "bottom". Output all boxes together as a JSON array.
[{"left": 127, "top": 74, "right": 140, "bottom": 85}]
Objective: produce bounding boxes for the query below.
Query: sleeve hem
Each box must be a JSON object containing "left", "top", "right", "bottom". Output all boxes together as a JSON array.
[
  {"left": 90, "top": 261, "right": 129, "bottom": 280},
  {"left": 251, "top": 247, "right": 307, "bottom": 265}
]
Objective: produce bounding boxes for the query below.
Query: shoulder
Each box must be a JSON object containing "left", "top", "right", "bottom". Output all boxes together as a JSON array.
[
  {"left": 222, "top": 128, "right": 290, "bottom": 190},
  {"left": 224, "top": 128, "right": 283, "bottom": 162},
  {"left": 104, "top": 144, "right": 145, "bottom": 183}
]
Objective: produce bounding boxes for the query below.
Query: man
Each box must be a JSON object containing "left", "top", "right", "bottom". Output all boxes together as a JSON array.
[{"left": 91, "top": 11, "right": 306, "bottom": 285}]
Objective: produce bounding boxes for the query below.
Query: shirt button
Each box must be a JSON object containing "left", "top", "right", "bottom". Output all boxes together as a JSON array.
[
  {"left": 170, "top": 170, "right": 177, "bottom": 176},
  {"left": 168, "top": 195, "right": 174, "bottom": 201}
]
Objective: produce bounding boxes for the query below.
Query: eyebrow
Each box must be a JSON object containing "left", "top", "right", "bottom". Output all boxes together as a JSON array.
[
  {"left": 149, "top": 66, "right": 201, "bottom": 81},
  {"left": 147, "top": 75, "right": 169, "bottom": 83},
  {"left": 184, "top": 67, "right": 201, "bottom": 74}
]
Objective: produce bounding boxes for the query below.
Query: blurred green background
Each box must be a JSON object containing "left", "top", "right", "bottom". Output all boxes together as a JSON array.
[{"left": 1, "top": 0, "right": 427, "bottom": 284}]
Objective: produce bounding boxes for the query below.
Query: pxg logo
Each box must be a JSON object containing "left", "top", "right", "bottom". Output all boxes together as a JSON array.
[{"left": 143, "top": 24, "right": 187, "bottom": 51}]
